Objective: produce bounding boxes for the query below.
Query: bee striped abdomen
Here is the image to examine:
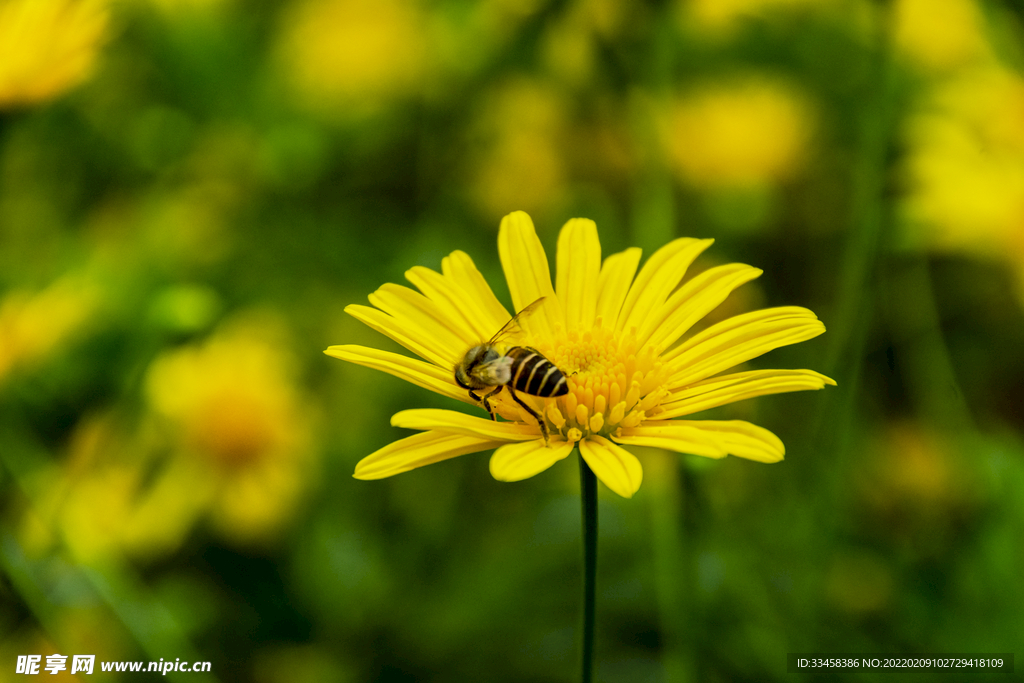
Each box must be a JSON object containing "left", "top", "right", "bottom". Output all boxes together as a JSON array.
[{"left": 508, "top": 346, "right": 569, "bottom": 398}]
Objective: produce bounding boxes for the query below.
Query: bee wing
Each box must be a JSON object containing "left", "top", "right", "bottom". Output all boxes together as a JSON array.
[
  {"left": 472, "top": 355, "right": 514, "bottom": 385},
  {"left": 488, "top": 297, "right": 546, "bottom": 346}
]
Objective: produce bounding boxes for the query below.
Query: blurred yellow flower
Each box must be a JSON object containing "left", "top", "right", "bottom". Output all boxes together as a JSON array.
[
  {"left": 681, "top": 0, "right": 830, "bottom": 32},
  {"left": 327, "top": 211, "right": 834, "bottom": 498},
  {"left": 0, "top": 275, "right": 99, "bottom": 383},
  {"left": 19, "top": 316, "right": 315, "bottom": 561},
  {"left": 893, "top": 0, "right": 989, "bottom": 72},
  {"left": 0, "top": 0, "right": 109, "bottom": 109},
  {"left": 665, "top": 77, "right": 813, "bottom": 190},
  {"left": 145, "top": 315, "right": 314, "bottom": 541},
  {"left": 540, "top": 0, "right": 626, "bottom": 85},
  {"left": 902, "top": 64, "right": 1024, "bottom": 299},
  {"left": 468, "top": 80, "right": 568, "bottom": 219},
  {"left": 144, "top": 0, "right": 228, "bottom": 15},
  {"left": 877, "top": 423, "right": 954, "bottom": 504},
  {"left": 60, "top": 458, "right": 213, "bottom": 561},
  {"left": 541, "top": 14, "right": 595, "bottom": 86},
  {"left": 857, "top": 423, "right": 976, "bottom": 531},
  {"left": 277, "top": 0, "right": 427, "bottom": 113},
  {"left": 19, "top": 410, "right": 214, "bottom": 561}
]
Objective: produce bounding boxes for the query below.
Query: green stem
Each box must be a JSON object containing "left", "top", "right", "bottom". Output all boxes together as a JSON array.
[
  {"left": 815, "top": 0, "right": 897, "bottom": 471},
  {"left": 579, "top": 452, "right": 598, "bottom": 683},
  {"left": 882, "top": 258, "right": 972, "bottom": 430}
]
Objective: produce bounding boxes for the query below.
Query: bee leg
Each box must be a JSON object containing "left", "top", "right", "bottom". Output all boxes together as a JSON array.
[
  {"left": 507, "top": 386, "right": 549, "bottom": 445},
  {"left": 472, "top": 387, "right": 503, "bottom": 421}
]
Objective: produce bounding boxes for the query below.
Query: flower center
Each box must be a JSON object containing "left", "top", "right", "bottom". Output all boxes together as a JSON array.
[{"left": 533, "top": 319, "right": 671, "bottom": 442}]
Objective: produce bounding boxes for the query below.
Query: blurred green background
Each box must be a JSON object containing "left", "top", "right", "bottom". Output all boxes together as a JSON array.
[{"left": 2, "top": 0, "right": 1024, "bottom": 681}]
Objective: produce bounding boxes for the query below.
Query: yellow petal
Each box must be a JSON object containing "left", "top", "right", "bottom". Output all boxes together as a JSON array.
[
  {"left": 325, "top": 345, "right": 471, "bottom": 404},
  {"left": 664, "top": 307, "right": 826, "bottom": 387},
  {"left": 617, "top": 238, "right": 714, "bottom": 335},
  {"left": 613, "top": 422, "right": 728, "bottom": 458},
  {"left": 595, "top": 247, "right": 642, "bottom": 328},
  {"left": 641, "top": 263, "right": 763, "bottom": 352},
  {"left": 497, "top": 211, "right": 563, "bottom": 338},
  {"left": 345, "top": 304, "right": 458, "bottom": 368},
  {"left": 369, "top": 282, "right": 476, "bottom": 349},
  {"left": 671, "top": 419, "right": 785, "bottom": 463},
  {"left": 441, "top": 250, "right": 511, "bottom": 335},
  {"left": 579, "top": 435, "right": 644, "bottom": 498},
  {"left": 489, "top": 438, "right": 575, "bottom": 481},
  {"left": 556, "top": 218, "right": 601, "bottom": 332},
  {"left": 391, "top": 408, "right": 539, "bottom": 441},
  {"left": 405, "top": 265, "right": 496, "bottom": 343},
  {"left": 657, "top": 369, "right": 836, "bottom": 418},
  {"left": 354, "top": 431, "right": 504, "bottom": 479}
]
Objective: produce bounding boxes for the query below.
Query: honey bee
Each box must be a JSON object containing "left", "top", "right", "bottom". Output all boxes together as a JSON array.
[{"left": 454, "top": 297, "right": 568, "bottom": 443}]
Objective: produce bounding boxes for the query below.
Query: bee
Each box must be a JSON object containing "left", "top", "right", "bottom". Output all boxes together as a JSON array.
[{"left": 454, "top": 297, "right": 568, "bottom": 443}]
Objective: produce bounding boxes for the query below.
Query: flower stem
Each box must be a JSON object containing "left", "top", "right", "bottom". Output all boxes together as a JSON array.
[
  {"left": 579, "top": 453, "right": 598, "bottom": 683},
  {"left": 816, "top": 0, "right": 897, "bottom": 468}
]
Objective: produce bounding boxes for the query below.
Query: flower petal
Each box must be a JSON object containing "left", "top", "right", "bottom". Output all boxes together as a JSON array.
[
  {"left": 346, "top": 304, "right": 458, "bottom": 367},
  {"left": 664, "top": 306, "right": 826, "bottom": 387},
  {"left": 392, "top": 408, "right": 539, "bottom": 441},
  {"left": 617, "top": 238, "right": 714, "bottom": 335},
  {"left": 354, "top": 431, "right": 505, "bottom": 479},
  {"left": 498, "top": 211, "right": 563, "bottom": 338},
  {"left": 324, "top": 345, "right": 471, "bottom": 404},
  {"left": 579, "top": 435, "right": 644, "bottom": 498},
  {"left": 670, "top": 420, "right": 786, "bottom": 463},
  {"left": 369, "top": 282, "right": 476, "bottom": 349},
  {"left": 441, "top": 250, "right": 511, "bottom": 335},
  {"left": 596, "top": 247, "right": 642, "bottom": 328},
  {"left": 556, "top": 218, "right": 601, "bottom": 332},
  {"left": 641, "top": 263, "right": 763, "bottom": 352},
  {"left": 405, "top": 264, "right": 498, "bottom": 344},
  {"left": 613, "top": 422, "right": 728, "bottom": 458},
  {"left": 490, "top": 438, "right": 575, "bottom": 481},
  {"left": 656, "top": 369, "right": 837, "bottom": 418}
]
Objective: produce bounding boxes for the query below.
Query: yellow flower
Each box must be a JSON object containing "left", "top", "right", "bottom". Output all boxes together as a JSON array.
[
  {"left": 276, "top": 0, "right": 427, "bottom": 113},
  {"left": 20, "top": 411, "right": 211, "bottom": 562},
  {"left": 893, "top": 0, "right": 989, "bottom": 72},
  {"left": 0, "top": 0, "right": 109, "bottom": 109},
  {"left": 326, "top": 212, "right": 834, "bottom": 498},
  {"left": 902, "top": 63, "right": 1024, "bottom": 304},
  {"left": 0, "top": 275, "right": 99, "bottom": 383},
  {"left": 665, "top": 77, "right": 813, "bottom": 190},
  {"left": 467, "top": 79, "right": 568, "bottom": 218},
  {"left": 681, "top": 0, "right": 831, "bottom": 33},
  {"left": 144, "top": 0, "right": 229, "bottom": 15},
  {"left": 145, "top": 315, "right": 314, "bottom": 542}
]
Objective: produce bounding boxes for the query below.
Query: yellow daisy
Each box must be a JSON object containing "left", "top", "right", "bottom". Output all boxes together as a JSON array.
[
  {"left": 0, "top": 0, "right": 109, "bottom": 109},
  {"left": 326, "top": 211, "right": 834, "bottom": 498}
]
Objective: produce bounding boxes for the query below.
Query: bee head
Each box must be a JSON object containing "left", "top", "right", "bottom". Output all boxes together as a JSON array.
[
  {"left": 454, "top": 345, "right": 500, "bottom": 390},
  {"left": 454, "top": 362, "right": 472, "bottom": 389}
]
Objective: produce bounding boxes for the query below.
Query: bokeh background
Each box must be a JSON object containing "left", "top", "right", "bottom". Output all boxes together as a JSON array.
[{"left": 2, "top": 0, "right": 1024, "bottom": 681}]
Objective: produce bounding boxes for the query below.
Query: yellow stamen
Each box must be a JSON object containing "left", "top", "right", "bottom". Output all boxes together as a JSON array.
[
  {"left": 529, "top": 325, "right": 673, "bottom": 441},
  {"left": 621, "top": 410, "right": 645, "bottom": 428},
  {"left": 547, "top": 404, "right": 566, "bottom": 428}
]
